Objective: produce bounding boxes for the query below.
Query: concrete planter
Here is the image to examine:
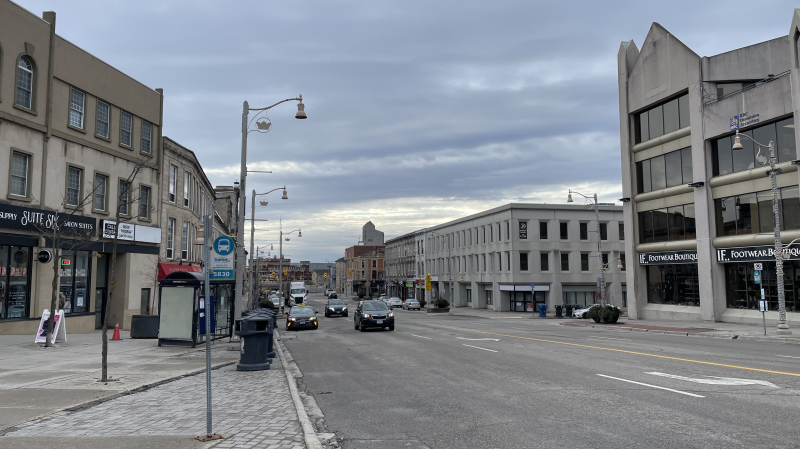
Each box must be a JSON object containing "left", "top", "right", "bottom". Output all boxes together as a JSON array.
[{"left": 427, "top": 307, "right": 450, "bottom": 314}]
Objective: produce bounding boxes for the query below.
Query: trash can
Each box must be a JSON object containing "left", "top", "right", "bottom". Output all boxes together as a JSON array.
[
  {"left": 252, "top": 308, "right": 277, "bottom": 359},
  {"left": 538, "top": 304, "right": 547, "bottom": 317},
  {"left": 565, "top": 305, "right": 573, "bottom": 318},
  {"left": 235, "top": 313, "right": 272, "bottom": 371},
  {"left": 555, "top": 305, "right": 563, "bottom": 318}
]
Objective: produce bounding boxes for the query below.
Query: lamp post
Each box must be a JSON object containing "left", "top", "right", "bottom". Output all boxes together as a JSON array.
[
  {"left": 567, "top": 190, "right": 607, "bottom": 306},
  {"left": 732, "top": 130, "right": 792, "bottom": 335},
  {"left": 234, "top": 96, "right": 306, "bottom": 326},
  {"left": 428, "top": 230, "right": 452, "bottom": 314},
  {"left": 248, "top": 187, "right": 287, "bottom": 310},
  {"left": 279, "top": 226, "right": 302, "bottom": 305}
]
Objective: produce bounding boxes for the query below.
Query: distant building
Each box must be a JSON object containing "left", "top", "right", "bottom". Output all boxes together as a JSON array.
[
  {"left": 344, "top": 246, "right": 385, "bottom": 296},
  {"left": 385, "top": 231, "right": 421, "bottom": 300},
  {"left": 362, "top": 221, "right": 384, "bottom": 245}
]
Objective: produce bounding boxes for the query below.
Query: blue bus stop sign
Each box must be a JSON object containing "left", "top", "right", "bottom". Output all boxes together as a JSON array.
[{"left": 754, "top": 270, "right": 761, "bottom": 284}]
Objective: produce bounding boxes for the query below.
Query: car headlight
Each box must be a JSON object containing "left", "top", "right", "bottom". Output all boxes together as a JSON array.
[
  {"left": 289, "top": 317, "right": 296, "bottom": 321},
  {"left": 388, "top": 312, "right": 393, "bottom": 317},
  {"left": 363, "top": 314, "right": 370, "bottom": 318},
  {"left": 328, "top": 307, "right": 334, "bottom": 310},
  {"left": 342, "top": 306, "right": 347, "bottom": 310},
  {"left": 311, "top": 317, "right": 317, "bottom": 321}
]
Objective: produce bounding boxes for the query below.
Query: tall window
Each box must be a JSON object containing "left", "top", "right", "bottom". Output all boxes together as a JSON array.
[
  {"left": 184, "top": 172, "right": 191, "bottom": 207},
  {"left": 637, "top": 147, "right": 692, "bottom": 193},
  {"left": 560, "top": 253, "right": 569, "bottom": 271},
  {"left": 120, "top": 111, "right": 133, "bottom": 147},
  {"left": 94, "top": 174, "right": 107, "bottom": 211},
  {"left": 599, "top": 223, "right": 608, "bottom": 240},
  {"left": 580, "top": 223, "right": 588, "bottom": 240},
  {"left": 166, "top": 218, "right": 175, "bottom": 259},
  {"left": 66, "top": 166, "right": 82, "bottom": 207},
  {"left": 10, "top": 152, "right": 30, "bottom": 197},
  {"left": 520, "top": 253, "right": 529, "bottom": 271},
  {"left": 118, "top": 180, "right": 130, "bottom": 215},
  {"left": 639, "top": 204, "right": 696, "bottom": 243},
  {"left": 139, "top": 186, "right": 151, "bottom": 219},
  {"left": 619, "top": 223, "right": 625, "bottom": 241},
  {"left": 141, "top": 121, "right": 152, "bottom": 154},
  {"left": 634, "top": 93, "right": 689, "bottom": 144},
  {"left": 560, "top": 222, "right": 568, "bottom": 240},
  {"left": 539, "top": 221, "right": 547, "bottom": 239},
  {"left": 580, "top": 254, "right": 590, "bottom": 271},
  {"left": 96, "top": 100, "right": 110, "bottom": 138},
  {"left": 69, "top": 88, "right": 85, "bottom": 129},
  {"left": 540, "top": 252, "right": 549, "bottom": 271},
  {"left": 712, "top": 118, "right": 796, "bottom": 176},
  {"left": 181, "top": 222, "right": 189, "bottom": 259},
  {"left": 169, "top": 165, "right": 177, "bottom": 202},
  {"left": 715, "top": 186, "right": 800, "bottom": 236},
  {"left": 16, "top": 56, "right": 34, "bottom": 109}
]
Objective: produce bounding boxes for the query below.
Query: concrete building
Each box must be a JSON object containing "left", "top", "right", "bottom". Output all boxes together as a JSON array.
[
  {"left": 425, "top": 204, "right": 625, "bottom": 312},
  {"left": 0, "top": 3, "right": 164, "bottom": 334},
  {"left": 361, "top": 221, "right": 384, "bottom": 246},
  {"left": 385, "top": 230, "right": 420, "bottom": 300},
  {"left": 618, "top": 14, "right": 800, "bottom": 326}
]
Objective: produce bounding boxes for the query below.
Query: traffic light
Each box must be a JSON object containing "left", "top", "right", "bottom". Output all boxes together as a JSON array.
[{"left": 324, "top": 273, "right": 328, "bottom": 278}]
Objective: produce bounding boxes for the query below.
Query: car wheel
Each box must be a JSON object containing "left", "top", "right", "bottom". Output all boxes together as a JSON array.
[
  {"left": 344, "top": 312, "right": 348, "bottom": 317},
  {"left": 388, "top": 325, "right": 394, "bottom": 331},
  {"left": 359, "top": 321, "right": 366, "bottom": 332},
  {"left": 354, "top": 319, "right": 359, "bottom": 330},
  {"left": 582, "top": 313, "right": 587, "bottom": 319}
]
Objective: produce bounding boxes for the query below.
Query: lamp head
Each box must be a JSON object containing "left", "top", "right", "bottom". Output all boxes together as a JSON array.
[
  {"left": 260, "top": 200, "right": 268, "bottom": 206},
  {"left": 567, "top": 192, "right": 573, "bottom": 203},
  {"left": 295, "top": 97, "right": 307, "bottom": 119},
  {"left": 298, "top": 230, "right": 302, "bottom": 237},
  {"left": 617, "top": 259, "right": 624, "bottom": 269},
  {"left": 281, "top": 189, "right": 288, "bottom": 200},
  {"left": 732, "top": 131, "right": 743, "bottom": 150}
]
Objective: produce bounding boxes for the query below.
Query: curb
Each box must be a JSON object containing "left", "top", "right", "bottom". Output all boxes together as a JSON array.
[
  {"left": 0, "top": 357, "right": 237, "bottom": 436},
  {"left": 274, "top": 330, "right": 324, "bottom": 449},
  {"left": 557, "top": 322, "right": 740, "bottom": 340}
]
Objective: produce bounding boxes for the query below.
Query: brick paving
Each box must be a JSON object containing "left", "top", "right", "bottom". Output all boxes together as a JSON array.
[{"left": 6, "top": 356, "right": 305, "bottom": 448}]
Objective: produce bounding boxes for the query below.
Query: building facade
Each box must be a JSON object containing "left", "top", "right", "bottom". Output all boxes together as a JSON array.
[
  {"left": 343, "top": 245, "right": 384, "bottom": 296},
  {"left": 335, "top": 257, "right": 346, "bottom": 293},
  {"left": 618, "top": 15, "right": 800, "bottom": 326},
  {"left": 425, "top": 204, "right": 625, "bottom": 312},
  {"left": 362, "top": 221, "right": 384, "bottom": 246},
  {"left": 0, "top": 4, "right": 165, "bottom": 334},
  {"left": 385, "top": 231, "right": 419, "bottom": 300}
]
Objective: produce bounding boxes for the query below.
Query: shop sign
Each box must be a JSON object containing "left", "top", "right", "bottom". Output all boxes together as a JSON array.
[
  {"left": 0, "top": 203, "right": 96, "bottom": 235},
  {"left": 102, "top": 221, "right": 134, "bottom": 240},
  {"left": 101, "top": 220, "right": 161, "bottom": 243},
  {"left": 730, "top": 112, "right": 759, "bottom": 130},
  {"left": 717, "top": 245, "right": 800, "bottom": 263},
  {"left": 638, "top": 250, "right": 698, "bottom": 265}
]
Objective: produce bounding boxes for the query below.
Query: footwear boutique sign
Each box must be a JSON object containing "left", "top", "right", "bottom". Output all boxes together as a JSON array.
[
  {"left": 638, "top": 250, "right": 698, "bottom": 265},
  {"left": 0, "top": 203, "right": 96, "bottom": 236},
  {"left": 716, "top": 245, "right": 800, "bottom": 262}
]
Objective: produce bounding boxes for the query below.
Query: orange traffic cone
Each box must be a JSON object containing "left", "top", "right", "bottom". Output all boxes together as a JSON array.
[{"left": 111, "top": 321, "right": 121, "bottom": 340}]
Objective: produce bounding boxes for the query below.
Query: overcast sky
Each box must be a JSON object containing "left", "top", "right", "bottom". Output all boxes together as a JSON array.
[{"left": 16, "top": 0, "right": 797, "bottom": 262}]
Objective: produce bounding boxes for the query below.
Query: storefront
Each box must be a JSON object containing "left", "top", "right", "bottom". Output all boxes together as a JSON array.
[
  {"left": 638, "top": 250, "right": 699, "bottom": 306},
  {"left": 562, "top": 285, "right": 600, "bottom": 308},
  {"left": 719, "top": 245, "right": 800, "bottom": 312},
  {"left": 0, "top": 244, "right": 32, "bottom": 319},
  {"left": 500, "top": 285, "right": 548, "bottom": 312}
]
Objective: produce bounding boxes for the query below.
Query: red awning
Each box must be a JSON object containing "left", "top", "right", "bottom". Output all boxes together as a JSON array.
[{"left": 158, "top": 263, "right": 203, "bottom": 282}]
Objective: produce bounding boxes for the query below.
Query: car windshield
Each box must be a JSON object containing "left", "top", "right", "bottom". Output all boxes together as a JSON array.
[
  {"left": 329, "top": 300, "right": 345, "bottom": 305},
  {"left": 362, "top": 302, "right": 389, "bottom": 311},
  {"left": 292, "top": 307, "right": 313, "bottom": 314},
  {"left": 390, "top": 297, "right": 400, "bottom": 301},
  {"left": 290, "top": 289, "right": 305, "bottom": 294}
]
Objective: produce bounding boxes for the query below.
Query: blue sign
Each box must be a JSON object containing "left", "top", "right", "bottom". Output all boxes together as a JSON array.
[
  {"left": 214, "top": 236, "right": 234, "bottom": 255},
  {"left": 730, "top": 115, "right": 739, "bottom": 130},
  {"left": 754, "top": 270, "right": 761, "bottom": 284},
  {"left": 211, "top": 235, "right": 235, "bottom": 280},
  {"left": 199, "top": 295, "right": 215, "bottom": 335}
]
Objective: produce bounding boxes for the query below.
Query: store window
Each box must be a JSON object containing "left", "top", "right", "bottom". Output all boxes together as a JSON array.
[
  {"left": 562, "top": 290, "right": 600, "bottom": 308},
  {"left": 634, "top": 94, "right": 689, "bottom": 144},
  {"left": 637, "top": 147, "right": 692, "bottom": 193},
  {"left": 645, "top": 264, "right": 699, "bottom": 306},
  {"left": 59, "top": 250, "right": 92, "bottom": 314},
  {"left": 712, "top": 118, "right": 796, "bottom": 176},
  {"left": 0, "top": 246, "right": 32, "bottom": 319},
  {"left": 725, "top": 261, "right": 799, "bottom": 312},
  {"left": 715, "top": 186, "right": 800, "bottom": 236},
  {"left": 486, "top": 290, "right": 493, "bottom": 306},
  {"left": 639, "top": 204, "right": 696, "bottom": 243}
]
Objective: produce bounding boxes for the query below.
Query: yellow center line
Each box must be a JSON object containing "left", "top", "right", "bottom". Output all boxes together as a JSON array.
[
  {"left": 428, "top": 324, "right": 800, "bottom": 378},
  {"left": 489, "top": 317, "right": 524, "bottom": 319}
]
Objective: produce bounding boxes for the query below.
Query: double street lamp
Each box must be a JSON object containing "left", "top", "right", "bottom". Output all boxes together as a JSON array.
[
  {"left": 234, "top": 96, "right": 306, "bottom": 323},
  {"left": 567, "top": 190, "right": 615, "bottom": 306},
  {"left": 732, "top": 130, "right": 792, "bottom": 335},
  {"left": 278, "top": 227, "right": 302, "bottom": 301},
  {"left": 248, "top": 187, "right": 287, "bottom": 309}
]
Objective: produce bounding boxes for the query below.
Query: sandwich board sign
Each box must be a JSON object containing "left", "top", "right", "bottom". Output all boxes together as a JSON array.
[{"left": 35, "top": 309, "right": 67, "bottom": 344}]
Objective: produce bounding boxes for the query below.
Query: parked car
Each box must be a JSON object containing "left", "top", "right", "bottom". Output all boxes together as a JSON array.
[
  {"left": 388, "top": 297, "right": 403, "bottom": 308},
  {"left": 286, "top": 306, "right": 319, "bottom": 331},
  {"left": 402, "top": 299, "right": 420, "bottom": 311},
  {"left": 573, "top": 304, "right": 601, "bottom": 319},
  {"left": 325, "top": 299, "right": 348, "bottom": 317},
  {"left": 378, "top": 295, "right": 387, "bottom": 301},
  {"left": 354, "top": 300, "right": 394, "bottom": 331}
]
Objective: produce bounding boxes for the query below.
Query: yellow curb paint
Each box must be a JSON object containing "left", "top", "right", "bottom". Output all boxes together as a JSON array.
[{"left": 430, "top": 324, "right": 800, "bottom": 378}]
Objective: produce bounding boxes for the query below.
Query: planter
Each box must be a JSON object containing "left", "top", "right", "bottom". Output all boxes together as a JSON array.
[
  {"left": 591, "top": 316, "right": 601, "bottom": 323},
  {"left": 427, "top": 307, "right": 450, "bottom": 314},
  {"left": 130, "top": 315, "right": 159, "bottom": 339}
]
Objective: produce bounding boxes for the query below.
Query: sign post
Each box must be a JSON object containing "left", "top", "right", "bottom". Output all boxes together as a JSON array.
[{"left": 759, "top": 288, "right": 768, "bottom": 336}]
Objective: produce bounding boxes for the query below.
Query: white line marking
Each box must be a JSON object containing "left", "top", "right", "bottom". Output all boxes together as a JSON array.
[
  {"left": 462, "top": 344, "right": 498, "bottom": 353},
  {"left": 647, "top": 372, "right": 778, "bottom": 387},
  {"left": 776, "top": 355, "right": 800, "bottom": 359},
  {"left": 456, "top": 337, "right": 500, "bottom": 341},
  {"left": 594, "top": 336, "right": 631, "bottom": 342},
  {"left": 596, "top": 374, "right": 705, "bottom": 398},
  {"left": 409, "top": 334, "right": 431, "bottom": 339}
]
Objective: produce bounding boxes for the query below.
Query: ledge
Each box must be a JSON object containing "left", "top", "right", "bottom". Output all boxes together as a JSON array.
[
  {"left": 708, "top": 161, "right": 797, "bottom": 188},
  {"left": 712, "top": 229, "right": 800, "bottom": 249},
  {"left": 634, "top": 184, "right": 694, "bottom": 203},
  {"left": 636, "top": 240, "right": 698, "bottom": 252},
  {"left": 631, "top": 126, "right": 691, "bottom": 153}
]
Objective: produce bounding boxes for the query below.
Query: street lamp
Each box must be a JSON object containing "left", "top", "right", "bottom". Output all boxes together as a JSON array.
[
  {"left": 567, "top": 190, "right": 608, "bottom": 306},
  {"left": 248, "top": 187, "right": 287, "bottom": 310},
  {"left": 428, "top": 230, "right": 452, "bottom": 314},
  {"left": 732, "top": 130, "right": 792, "bottom": 335},
  {"left": 234, "top": 96, "right": 306, "bottom": 325}
]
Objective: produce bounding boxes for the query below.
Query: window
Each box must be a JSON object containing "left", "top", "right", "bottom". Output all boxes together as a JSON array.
[
  {"left": 637, "top": 147, "right": 692, "bottom": 193},
  {"left": 482, "top": 254, "right": 486, "bottom": 271},
  {"left": 10, "top": 151, "right": 30, "bottom": 197},
  {"left": 634, "top": 93, "right": 689, "bottom": 144},
  {"left": 16, "top": 56, "right": 34, "bottom": 109},
  {"left": 69, "top": 88, "right": 85, "bottom": 129},
  {"left": 560, "top": 222, "right": 568, "bottom": 240},
  {"left": 581, "top": 253, "right": 590, "bottom": 271},
  {"left": 120, "top": 111, "right": 133, "bottom": 147},
  {"left": 93, "top": 173, "right": 107, "bottom": 211},
  {"left": 139, "top": 186, "right": 151, "bottom": 219},
  {"left": 181, "top": 222, "right": 189, "bottom": 260},
  {"left": 118, "top": 180, "right": 130, "bottom": 215},
  {"left": 169, "top": 165, "right": 177, "bottom": 202},
  {"left": 715, "top": 186, "right": 800, "bottom": 236},
  {"left": 579, "top": 223, "right": 588, "bottom": 240},
  {"left": 361, "top": 260, "right": 365, "bottom": 268},
  {"left": 96, "top": 100, "right": 110, "bottom": 138},
  {"left": 712, "top": 118, "right": 796, "bottom": 176},
  {"left": 639, "top": 203, "right": 696, "bottom": 243},
  {"left": 560, "top": 253, "right": 569, "bottom": 271},
  {"left": 539, "top": 221, "right": 547, "bottom": 239},
  {"left": 58, "top": 250, "right": 91, "bottom": 314},
  {"left": 184, "top": 172, "right": 191, "bottom": 207},
  {"left": 540, "top": 252, "right": 549, "bottom": 271},
  {"left": 506, "top": 222, "right": 510, "bottom": 240},
  {"left": 0, "top": 245, "right": 32, "bottom": 319},
  {"left": 141, "top": 121, "right": 152, "bottom": 154},
  {"left": 66, "top": 166, "right": 82, "bottom": 207},
  {"left": 520, "top": 253, "right": 528, "bottom": 271},
  {"left": 619, "top": 223, "right": 625, "bottom": 241},
  {"left": 620, "top": 254, "right": 626, "bottom": 270},
  {"left": 599, "top": 223, "right": 608, "bottom": 240},
  {"left": 602, "top": 253, "right": 609, "bottom": 265},
  {"left": 372, "top": 260, "right": 377, "bottom": 268}
]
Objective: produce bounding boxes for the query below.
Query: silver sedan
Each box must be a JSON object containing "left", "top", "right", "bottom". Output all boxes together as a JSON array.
[
  {"left": 402, "top": 299, "right": 420, "bottom": 311},
  {"left": 388, "top": 297, "right": 403, "bottom": 308}
]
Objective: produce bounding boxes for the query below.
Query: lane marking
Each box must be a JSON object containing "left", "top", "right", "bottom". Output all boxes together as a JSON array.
[
  {"left": 456, "top": 337, "right": 500, "bottom": 341},
  {"left": 596, "top": 374, "right": 705, "bottom": 398},
  {"left": 647, "top": 372, "right": 778, "bottom": 387},
  {"left": 462, "top": 344, "right": 498, "bottom": 353},
  {"left": 489, "top": 317, "right": 523, "bottom": 319},
  {"left": 409, "top": 334, "right": 431, "bottom": 340},
  {"left": 425, "top": 324, "right": 800, "bottom": 378},
  {"left": 594, "top": 336, "right": 631, "bottom": 342},
  {"left": 776, "top": 355, "right": 800, "bottom": 359}
]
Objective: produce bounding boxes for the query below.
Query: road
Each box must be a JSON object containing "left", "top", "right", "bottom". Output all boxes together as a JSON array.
[{"left": 283, "top": 293, "right": 800, "bottom": 449}]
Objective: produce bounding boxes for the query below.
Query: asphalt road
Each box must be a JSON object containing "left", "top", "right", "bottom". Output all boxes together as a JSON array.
[{"left": 283, "top": 293, "right": 800, "bottom": 449}]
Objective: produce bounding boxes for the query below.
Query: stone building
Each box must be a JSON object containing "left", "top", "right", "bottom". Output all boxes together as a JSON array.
[
  {"left": 385, "top": 230, "right": 420, "bottom": 300},
  {"left": 343, "top": 245, "right": 384, "bottom": 297},
  {"left": 361, "top": 221, "right": 384, "bottom": 245}
]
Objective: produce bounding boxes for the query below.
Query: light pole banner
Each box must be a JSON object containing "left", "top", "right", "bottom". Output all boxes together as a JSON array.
[{"left": 210, "top": 235, "right": 235, "bottom": 279}]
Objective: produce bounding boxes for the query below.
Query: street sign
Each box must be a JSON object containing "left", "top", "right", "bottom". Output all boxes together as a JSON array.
[
  {"left": 210, "top": 236, "right": 235, "bottom": 279},
  {"left": 425, "top": 281, "right": 431, "bottom": 291},
  {"left": 759, "top": 300, "right": 768, "bottom": 312},
  {"left": 754, "top": 270, "right": 761, "bottom": 284},
  {"left": 754, "top": 263, "right": 763, "bottom": 271},
  {"left": 529, "top": 284, "right": 536, "bottom": 290},
  {"left": 37, "top": 250, "right": 52, "bottom": 264}
]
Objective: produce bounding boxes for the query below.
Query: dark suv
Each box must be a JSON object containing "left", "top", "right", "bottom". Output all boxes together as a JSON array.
[
  {"left": 354, "top": 300, "right": 394, "bottom": 332},
  {"left": 325, "top": 299, "right": 347, "bottom": 317}
]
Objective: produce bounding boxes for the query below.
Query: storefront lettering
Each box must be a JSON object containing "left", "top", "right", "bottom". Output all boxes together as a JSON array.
[
  {"left": 638, "top": 250, "right": 698, "bottom": 265},
  {"left": 717, "top": 245, "right": 800, "bottom": 262},
  {"left": 0, "top": 203, "right": 95, "bottom": 235}
]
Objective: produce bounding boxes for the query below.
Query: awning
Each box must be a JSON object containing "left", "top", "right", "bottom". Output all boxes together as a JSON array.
[{"left": 158, "top": 263, "right": 203, "bottom": 282}]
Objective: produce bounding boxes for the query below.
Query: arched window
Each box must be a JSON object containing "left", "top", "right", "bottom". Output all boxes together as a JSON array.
[{"left": 16, "top": 56, "right": 34, "bottom": 109}]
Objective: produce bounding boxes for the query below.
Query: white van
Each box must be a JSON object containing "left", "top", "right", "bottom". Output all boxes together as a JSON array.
[{"left": 289, "top": 281, "right": 307, "bottom": 305}]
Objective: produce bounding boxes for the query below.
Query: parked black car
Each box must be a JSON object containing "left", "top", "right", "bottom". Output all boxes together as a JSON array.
[
  {"left": 354, "top": 300, "right": 394, "bottom": 332},
  {"left": 325, "top": 299, "right": 347, "bottom": 317},
  {"left": 286, "top": 306, "right": 319, "bottom": 331}
]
